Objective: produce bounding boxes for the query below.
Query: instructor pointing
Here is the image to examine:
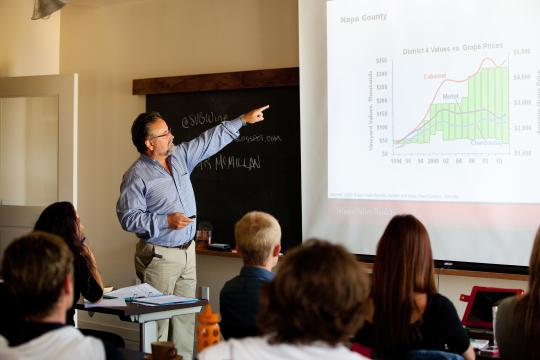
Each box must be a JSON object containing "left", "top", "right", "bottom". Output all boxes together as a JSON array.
[{"left": 116, "top": 105, "right": 268, "bottom": 359}]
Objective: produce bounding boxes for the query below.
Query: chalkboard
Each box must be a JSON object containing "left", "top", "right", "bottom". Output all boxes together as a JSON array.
[{"left": 135, "top": 68, "right": 301, "bottom": 252}]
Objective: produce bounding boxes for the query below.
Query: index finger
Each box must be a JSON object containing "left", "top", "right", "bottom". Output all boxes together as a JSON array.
[{"left": 258, "top": 105, "right": 270, "bottom": 112}]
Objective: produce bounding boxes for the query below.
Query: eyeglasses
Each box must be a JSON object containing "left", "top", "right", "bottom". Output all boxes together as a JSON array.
[{"left": 149, "top": 128, "right": 172, "bottom": 140}]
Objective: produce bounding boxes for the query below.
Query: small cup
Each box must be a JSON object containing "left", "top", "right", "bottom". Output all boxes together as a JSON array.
[
  {"left": 151, "top": 341, "right": 177, "bottom": 360},
  {"left": 196, "top": 229, "right": 212, "bottom": 244}
]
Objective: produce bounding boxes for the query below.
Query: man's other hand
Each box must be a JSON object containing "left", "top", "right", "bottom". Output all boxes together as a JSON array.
[{"left": 167, "top": 212, "right": 193, "bottom": 229}]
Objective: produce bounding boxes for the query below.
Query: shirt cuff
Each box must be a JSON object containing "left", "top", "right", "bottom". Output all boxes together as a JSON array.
[
  {"left": 226, "top": 118, "right": 246, "bottom": 132},
  {"left": 158, "top": 214, "right": 169, "bottom": 230}
]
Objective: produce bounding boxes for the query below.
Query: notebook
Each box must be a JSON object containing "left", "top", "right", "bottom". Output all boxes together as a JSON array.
[{"left": 460, "top": 286, "right": 524, "bottom": 329}]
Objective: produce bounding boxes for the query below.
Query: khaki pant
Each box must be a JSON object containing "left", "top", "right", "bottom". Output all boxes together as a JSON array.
[{"left": 135, "top": 240, "right": 196, "bottom": 360}]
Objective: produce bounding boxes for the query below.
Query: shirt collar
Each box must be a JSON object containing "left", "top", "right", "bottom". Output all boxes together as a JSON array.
[{"left": 239, "top": 266, "right": 275, "bottom": 280}]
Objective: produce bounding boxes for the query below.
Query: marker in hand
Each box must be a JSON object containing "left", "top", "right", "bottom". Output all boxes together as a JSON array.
[{"left": 167, "top": 212, "right": 195, "bottom": 229}]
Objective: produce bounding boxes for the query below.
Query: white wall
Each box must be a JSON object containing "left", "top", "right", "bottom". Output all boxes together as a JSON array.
[
  {"left": 1, "top": 97, "right": 58, "bottom": 206},
  {"left": 0, "top": 0, "right": 60, "bottom": 206},
  {"left": 0, "top": 0, "right": 60, "bottom": 76}
]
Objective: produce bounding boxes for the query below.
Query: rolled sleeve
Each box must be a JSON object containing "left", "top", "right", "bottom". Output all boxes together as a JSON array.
[{"left": 116, "top": 173, "right": 168, "bottom": 239}]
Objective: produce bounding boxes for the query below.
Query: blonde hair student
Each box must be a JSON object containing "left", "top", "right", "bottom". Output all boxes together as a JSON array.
[
  {"left": 219, "top": 211, "right": 281, "bottom": 339},
  {"left": 234, "top": 211, "right": 281, "bottom": 266}
]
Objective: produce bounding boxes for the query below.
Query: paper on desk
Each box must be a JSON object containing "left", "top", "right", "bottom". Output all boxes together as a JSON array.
[
  {"left": 84, "top": 298, "right": 127, "bottom": 308},
  {"left": 104, "top": 283, "right": 162, "bottom": 300},
  {"left": 131, "top": 295, "right": 199, "bottom": 306},
  {"left": 470, "top": 338, "right": 489, "bottom": 350}
]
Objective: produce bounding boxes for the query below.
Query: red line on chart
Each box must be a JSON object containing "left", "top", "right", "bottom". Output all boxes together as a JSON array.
[{"left": 394, "top": 57, "right": 506, "bottom": 144}]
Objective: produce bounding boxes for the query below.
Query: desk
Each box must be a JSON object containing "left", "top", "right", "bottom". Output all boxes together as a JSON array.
[
  {"left": 75, "top": 299, "right": 207, "bottom": 353},
  {"left": 476, "top": 349, "right": 499, "bottom": 359},
  {"left": 466, "top": 327, "right": 500, "bottom": 359},
  {"left": 119, "top": 347, "right": 146, "bottom": 360}
]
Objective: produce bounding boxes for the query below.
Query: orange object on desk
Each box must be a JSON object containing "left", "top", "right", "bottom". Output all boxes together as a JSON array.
[{"left": 196, "top": 304, "right": 220, "bottom": 353}]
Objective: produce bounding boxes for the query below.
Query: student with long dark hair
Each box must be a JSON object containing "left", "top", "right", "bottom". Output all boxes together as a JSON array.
[
  {"left": 496, "top": 227, "right": 540, "bottom": 359},
  {"left": 354, "top": 214, "right": 474, "bottom": 359},
  {"left": 33, "top": 201, "right": 104, "bottom": 326}
]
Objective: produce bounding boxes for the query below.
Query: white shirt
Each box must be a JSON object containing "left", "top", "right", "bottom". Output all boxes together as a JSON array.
[
  {"left": 199, "top": 336, "right": 369, "bottom": 360},
  {"left": 0, "top": 327, "right": 105, "bottom": 360}
]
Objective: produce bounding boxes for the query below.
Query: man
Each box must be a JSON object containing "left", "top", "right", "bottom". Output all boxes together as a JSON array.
[
  {"left": 0, "top": 232, "right": 121, "bottom": 360},
  {"left": 116, "top": 105, "right": 268, "bottom": 359},
  {"left": 219, "top": 211, "right": 281, "bottom": 339}
]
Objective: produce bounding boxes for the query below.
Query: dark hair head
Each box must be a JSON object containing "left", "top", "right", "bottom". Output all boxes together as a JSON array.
[
  {"left": 258, "top": 238, "right": 369, "bottom": 346},
  {"left": 2, "top": 231, "right": 74, "bottom": 319},
  {"left": 372, "top": 214, "right": 436, "bottom": 356},
  {"left": 131, "top": 111, "right": 162, "bottom": 153},
  {"left": 34, "top": 201, "right": 83, "bottom": 256},
  {"left": 528, "top": 227, "right": 540, "bottom": 299},
  {"left": 515, "top": 226, "right": 540, "bottom": 350}
]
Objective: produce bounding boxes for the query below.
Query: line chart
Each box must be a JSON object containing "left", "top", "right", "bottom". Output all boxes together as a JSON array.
[{"left": 394, "top": 58, "right": 509, "bottom": 152}]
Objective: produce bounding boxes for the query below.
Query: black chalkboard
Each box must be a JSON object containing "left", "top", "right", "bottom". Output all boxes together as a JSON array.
[{"left": 144, "top": 83, "right": 301, "bottom": 252}]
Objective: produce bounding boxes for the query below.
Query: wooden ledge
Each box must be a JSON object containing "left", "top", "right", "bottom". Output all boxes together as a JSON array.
[
  {"left": 196, "top": 249, "right": 528, "bottom": 281},
  {"left": 196, "top": 248, "right": 242, "bottom": 259},
  {"left": 436, "top": 268, "right": 528, "bottom": 281},
  {"left": 133, "top": 67, "right": 299, "bottom": 95}
]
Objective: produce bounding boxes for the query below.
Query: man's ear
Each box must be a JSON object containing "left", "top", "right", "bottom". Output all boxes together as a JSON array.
[
  {"left": 63, "top": 273, "right": 74, "bottom": 299},
  {"left": 61, "top": 273, "right": 75, "bottom": 309},
  {"left": 272, "top": 244, "right": 281, "bottom": 257},
  {"left": 145, "top": 139, "right": 153, "bottom": 152}
]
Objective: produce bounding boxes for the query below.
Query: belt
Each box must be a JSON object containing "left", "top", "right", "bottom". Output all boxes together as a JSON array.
[{"left": 166, "top": 239, "right": 193, "bottom": 250}]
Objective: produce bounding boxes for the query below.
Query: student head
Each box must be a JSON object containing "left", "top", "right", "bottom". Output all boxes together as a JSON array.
[
  {"left": 1, "top": 231, "right": 74, "bottom": 321},
  {"left": 371, "top": 214, "right": 436, "bottom": 354},
  {"left": 258, "top": 239, "right": 369, "bottom": 345},
  {"left": 521, "top": 226, "right": 540, "bottom": 340},
  {"left": 34, "top": 201, "right": 84, "bottom": 255},
  {"left": 528, "top": 227, "right": 540, "bottom": 298},
  {"left": 234, "top": 211, "right": 281, "bottom": 268}
]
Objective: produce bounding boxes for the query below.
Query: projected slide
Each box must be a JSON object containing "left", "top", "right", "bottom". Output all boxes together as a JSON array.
[{"left": 327, "top": 0, "right": 540, "bottom": 204}]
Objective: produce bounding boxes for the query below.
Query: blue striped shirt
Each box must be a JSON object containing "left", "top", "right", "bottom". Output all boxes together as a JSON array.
[{"left": 116, "top": 118, "right": 243, "bottom": 247}]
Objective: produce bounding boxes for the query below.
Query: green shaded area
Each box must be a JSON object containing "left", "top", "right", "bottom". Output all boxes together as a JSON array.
[{"left": 400, "top": 65, "right": 509, "bottom": 145}]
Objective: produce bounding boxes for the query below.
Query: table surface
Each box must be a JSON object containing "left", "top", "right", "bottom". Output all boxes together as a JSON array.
[{"left": 75, "top": 298, "right": 208, "bottom": 316}]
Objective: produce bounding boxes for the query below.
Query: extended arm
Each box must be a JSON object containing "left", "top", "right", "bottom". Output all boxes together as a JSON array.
[
  {"left": 462, "top": 345, "right": 475, "bottom": 360},
  {"left": 76, "top": 247, "right": 104, "bottom": 303},
  {"left": 182, "top": 105, "right": 270, "bottom": 172}
]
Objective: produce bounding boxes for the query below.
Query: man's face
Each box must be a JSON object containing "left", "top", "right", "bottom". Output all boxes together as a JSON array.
[{"left": 146, "top": 118, "right": 174, "bottom": 157}]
